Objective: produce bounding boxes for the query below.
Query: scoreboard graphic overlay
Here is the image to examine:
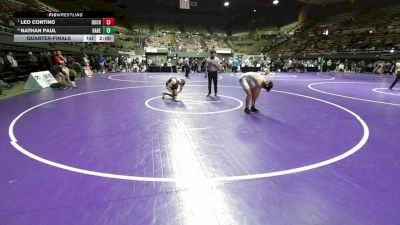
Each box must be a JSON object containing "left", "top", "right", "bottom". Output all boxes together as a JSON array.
[{"left": 14, "top": 12, "right": 115, "bottom": 43}]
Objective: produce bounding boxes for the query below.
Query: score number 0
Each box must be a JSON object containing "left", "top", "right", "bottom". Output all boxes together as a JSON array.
[{"left": 102, "top": 18, "right": 114, "bottom": 26}]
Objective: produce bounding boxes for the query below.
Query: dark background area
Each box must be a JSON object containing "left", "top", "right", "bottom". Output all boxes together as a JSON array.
[{"left": 35, "top": 0, "right": 400, "bottom": 32}]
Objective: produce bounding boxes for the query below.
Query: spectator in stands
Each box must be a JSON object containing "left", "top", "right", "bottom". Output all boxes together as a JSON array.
[
  {"left": 83, "top": 63, "right": 94, "bottom": 76},
  {"left": 0, "top": 79, "right": 12, "bottom": 89},
  {"left": 27, "top": 52, "right": 39, "bottom": 73},
  {"left": 127, "top": 57, "right": 133, "bottom": 72},
  {"left": 53, "top": 51, "right": 65, "bottom": 66},
  {"left": 140, "top": 60, "right": 147, "bottom": 72},
  {"left": 384, "top": 61, "right": 393, "bottom": 74},
  {"left": 0, "top": 77, "right": 12, "bottom": 96},
  {"left": 228, "top": 57, "right": 233, "bottom": 70},
  {"left": 373, "top": 61, "right": 385, "bottom": 75},
  {"left": 97, "top": 55, "right": 106, "bottom": 74},
  {"left": 326, "top": 59, "right": 332, "bottom": 72},
  {"left": 3, "top": 51, "right": 21, "bottom": 83},
  {"left": 337, "top": 61, "right": 345, "bottom": 72},
  {"left": 0, "top": 55, "right": 4, "bottom": 75},
  {"left": 105, "top": 56, "right": 112, "bottom": 72},
  {"left": 0, "top": 57, "right": 12, "bottom": 91},
  {"left": 221, "top": 59, "right": 227, "bottom": 72},
  {"left": 122, "top": 56, "right": 129, "bottom": 72},
  {"left": 201, "top": 59, "right": 206, "bottom": 72},
  {"left": 167, "top": 58, "right": 172, "bottom": 67},
  {"left": 43, "top": 51, "right": 53, "bottom": 71},
  {"left": 82, "top": 54, "right": 89, "bottom": 66},
  {"left": 89, "top": 56, "right": 97, "bottom": 73},
  {"left": 37, "top": 51, "right": 46, "bottom": 71},
  {"left": 358, "top": 60, "right": 366, "bottom": 73},
  {"left": 389, "top": 60, "right": 400, "bottom": 90},
  {"left": 183, "top": 57, "right": 190, "bottom": 77},
  {"left": 49, "top": 65, "right": 69, "bottom": 89},
  {"left": 68, "top": 58, "right": 84, "bottom": 78},
  {"left": 232, "top": 58, "right": 240, "bottom": 73},
  {"left": 81, "top": 54, "right": 93, "bottom": 76},
  {"left": 53, "top": 51, "right": 75, "bottom": 87},
  {"left": 191, "top": 58, "right": 199, "bottom": 73},
  {"left": 132, "top": 59, "right": 139, "bottom": 72}
]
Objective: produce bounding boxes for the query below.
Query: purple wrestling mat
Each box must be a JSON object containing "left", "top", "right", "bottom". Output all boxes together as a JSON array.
[{"left": 0, "top": 72, "right": 399, "bottom": 225}]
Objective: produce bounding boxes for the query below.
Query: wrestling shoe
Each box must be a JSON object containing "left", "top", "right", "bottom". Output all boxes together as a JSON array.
[{"left": 251, "top": 106, "right": 259, "bottom": 113}]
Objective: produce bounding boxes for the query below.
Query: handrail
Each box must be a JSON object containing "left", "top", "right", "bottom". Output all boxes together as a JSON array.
[{"left": 0, "top": 25, "right": 13, "bottom": 33}]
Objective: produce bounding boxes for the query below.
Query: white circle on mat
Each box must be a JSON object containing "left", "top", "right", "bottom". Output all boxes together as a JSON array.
[
  {"left": 268, "top": 74, "right": 298, "bottom": 78},
  {"left": 108, "top": 74, "right": 160, "bottom": 83},
  {"left": 108, "top": 74, "right": 222, "bottom": 83},
  {"left": 145, "top": 93, "right": 243, "bottom": 115},
  {"left": 308, "top": 82, "right": 400, "bottom": 106},
  {"left": 268, "top": 76, "right": 335, "bottom": 81},
  {"left": 230, "top": 73, "right": 335, "bottom": 81},
  {"left": 372, "top": 88, "right": 400, "bottom": 96},
  {"left": 148, "top": 75, "right": 222, "bottom": 82},
  {"left": 9, "top": 85, "right": 369, "bottom": 183}
]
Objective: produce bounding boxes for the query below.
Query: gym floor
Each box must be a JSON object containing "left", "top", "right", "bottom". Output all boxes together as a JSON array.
[{"left": 0, "top": 72, "right": 399, "bottom": 225}]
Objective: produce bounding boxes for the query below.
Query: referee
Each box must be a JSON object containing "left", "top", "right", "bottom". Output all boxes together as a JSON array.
[
  {"left": 389, "top": 60, "right": 400, "bottom": 90},
  {"left": 205, "top": 50, "right": 220, "bottom": 97}
]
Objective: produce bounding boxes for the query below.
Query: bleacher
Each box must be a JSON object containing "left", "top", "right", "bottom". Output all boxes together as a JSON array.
[
  {"left": 0, "top": 0, "right": 399, "bottom": 84},
  {"left": 318, "top": 10, "right": 358, "bottom": 27},
  {"left": 176, "top": 33, "right": 204, "bottom": 52},
  {"left": 145, "top": 33, "right": 174, "bottom": 49},
  {"left": 154, "top": 23, "right": 179, "bottom": 33},
  {"left": 270, "top": 2, "right": 400, "bottom": 56},
  {"left": 184, "top": 25, "right": 207, "bottom": 34},
  {"left": 0, "top": 49, "right": 36, "bottom": 83}
]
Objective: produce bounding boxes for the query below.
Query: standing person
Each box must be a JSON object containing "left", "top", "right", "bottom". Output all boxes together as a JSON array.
[
  {"left": 389, "top": 60, "right": 400, "bottom": 90},
  {"left": 359, "top": 60, "right": 366, "bottom": 73},
  {"left": 327, "top": 59, "right": 332, "bottom": 72},
  {"left": 183, "top": 57, "right": 190, "bottom": 78},
  {"left": 4, "top": 51, "right": 21, "bottom": 83},
  {"left": 239, "top": 72, "right": 273, "bottom": 114},
  {"left": 43, "top": 51, "right": 53, "bottom": 71},
  {"left": 0, "top": 56, "right": 12, "bottom": 92},
  {"left": 97, "top": 55, "right": 106, "bottom": 74},
  {"left": 232, "top": 58, "right": 240, "bottom": 73},
  {"left": 201, "top": 59, "right": 206, "bottom": 72},
  {"left": 127, "top": 56, "right": 133, "bottom": 72},
  {"left": 373, "top": 61, "right": 384, "bottom": 75},
  {"left": 27, "top": 52, "right": 39, "bottom": 72},
  {"left": 191, "top": 58, "right": 198, "bottom": 73},
  {"left": 205, "top": 50, "right": 220, "bottom": 97},
  {"left": 178, "top": 57, "right": 183, "bottom": 66},
  {"left": 89, "top": 56, "right": 97, "bottom": 73},
  {"left": 38, "top": 51, "right": 45, "bottom": 71},
  {"left": 82, "top": 54, "right": 91, "bottom": 76}
]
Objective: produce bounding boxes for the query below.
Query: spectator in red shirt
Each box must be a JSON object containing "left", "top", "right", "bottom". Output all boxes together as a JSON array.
[
  {"left": 53, "top": 53, "right": 64, "bottom": 66},
  {"left": 52, "top": 51, "right": 75, "bottom": 87}
]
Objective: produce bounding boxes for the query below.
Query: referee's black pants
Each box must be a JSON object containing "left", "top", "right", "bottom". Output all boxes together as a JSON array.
[
  {"left": 185, "top": 65, "right": 190, "bottom": 77},
  {"left": 390, "top": 72, "right": 400, "bottom": 89},
  {"left": 208, "top": 71, "right": 218, "bottom": 95}
]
